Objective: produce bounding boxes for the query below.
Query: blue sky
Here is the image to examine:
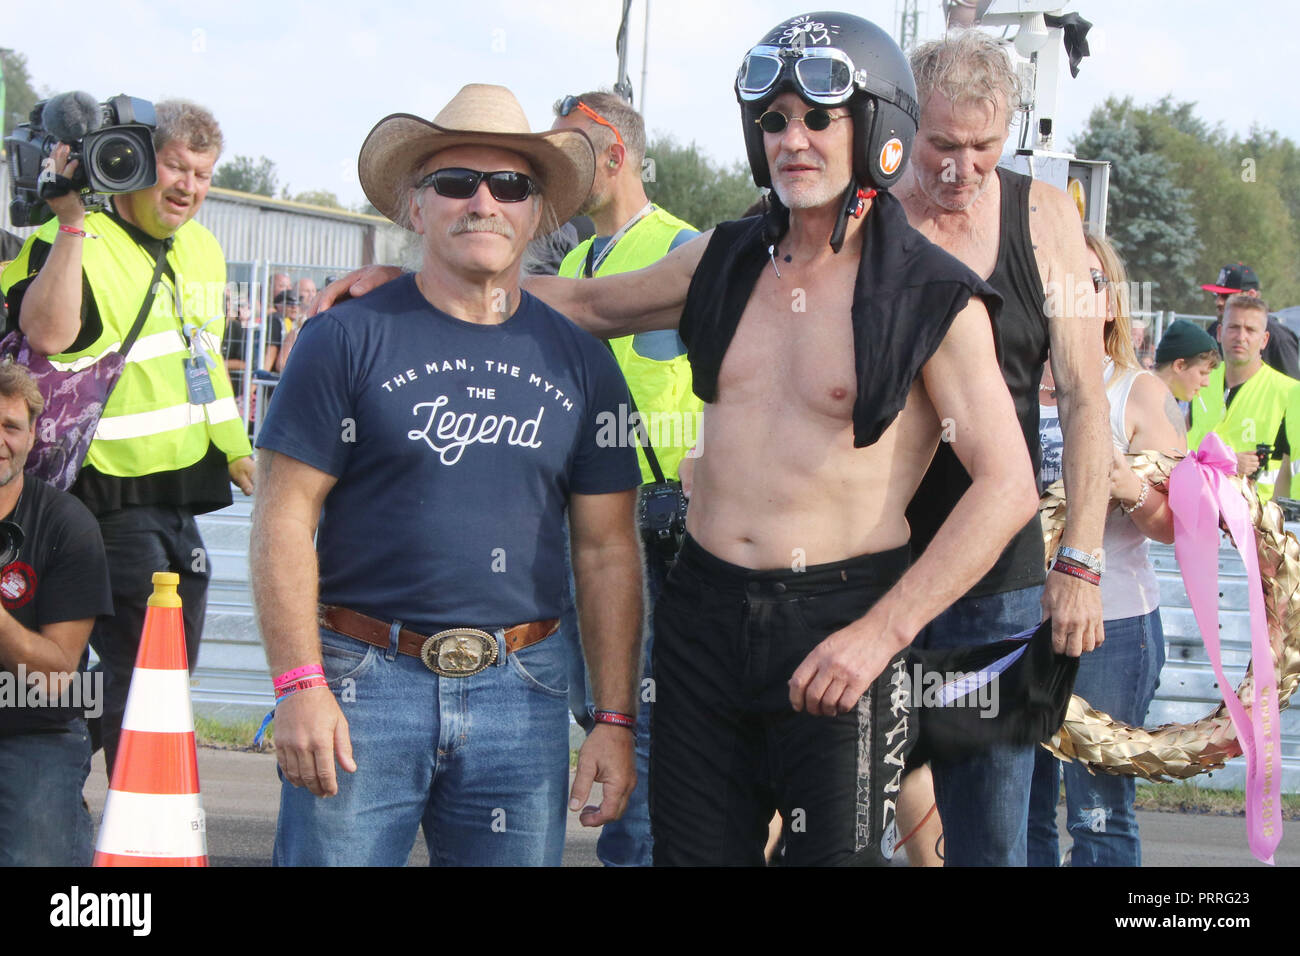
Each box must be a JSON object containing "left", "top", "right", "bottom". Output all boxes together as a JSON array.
[{"left": 5, "top": 0, "right": 1294, "bottom": 209}]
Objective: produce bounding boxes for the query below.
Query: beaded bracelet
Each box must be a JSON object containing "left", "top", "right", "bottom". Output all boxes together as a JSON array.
[{"left": 1121, "top": 481, "right": 1151, "bottom": 516}]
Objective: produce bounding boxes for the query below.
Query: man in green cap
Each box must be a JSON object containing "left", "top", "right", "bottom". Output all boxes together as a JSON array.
[{"left": 1153, "top": 319, "right": 1220, "bottom": 409}]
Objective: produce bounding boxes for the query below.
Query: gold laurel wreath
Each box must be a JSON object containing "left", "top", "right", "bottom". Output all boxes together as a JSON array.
[{"left": 1039, "top": 451, "right": 1296, "bottom": 780}]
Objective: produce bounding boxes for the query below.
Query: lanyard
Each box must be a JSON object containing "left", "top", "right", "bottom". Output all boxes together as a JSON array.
[{"left": 583, "top": 202, "right": 654, "bottom": 278}]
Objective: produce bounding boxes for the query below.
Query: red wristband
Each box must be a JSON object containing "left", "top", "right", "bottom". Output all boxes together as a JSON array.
[
  {"left": 593, "top": 710, "right": 636, "bottom": 731},
  {"left": 58, "top": 224, "right": 97, "bottom": 238},
  {"left": 1052, "top": 560, "right": 1100, "bottom": 586}
]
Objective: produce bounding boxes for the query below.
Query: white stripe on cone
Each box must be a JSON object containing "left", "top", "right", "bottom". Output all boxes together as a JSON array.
[
  {"left": 119, "top": 668, "right": 196, "bottom": 734},
  {"left": 97, "top": 792, "right": 207, "bottom": 858}
]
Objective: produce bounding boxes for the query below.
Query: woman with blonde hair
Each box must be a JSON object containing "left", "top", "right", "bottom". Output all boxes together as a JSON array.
[{"left": 1028, "top": 232, "right": 1186, "bottom": 866}]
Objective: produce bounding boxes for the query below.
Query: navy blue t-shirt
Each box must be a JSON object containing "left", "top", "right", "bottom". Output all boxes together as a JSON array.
[{"left": 256, "top": 274, "right": 640, "bottom": 633}]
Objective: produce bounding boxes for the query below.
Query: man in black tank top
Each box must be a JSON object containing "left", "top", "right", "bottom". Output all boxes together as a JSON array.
[{"left": 896, "top": 31, "right": 1110, "bottom": 866}]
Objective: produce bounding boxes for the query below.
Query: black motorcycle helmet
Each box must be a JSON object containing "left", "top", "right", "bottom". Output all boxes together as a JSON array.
[{"left": 735, "top": 11, "right": 920, "bottom": 191}]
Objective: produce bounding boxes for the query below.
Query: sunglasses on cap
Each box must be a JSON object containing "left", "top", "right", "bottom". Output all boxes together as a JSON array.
[
  {"left": 756, "top": 107, "right": 849, "bottom": 134},
  {"left": 737, "top": 45, "right": 858, "bottom": 105},
  {"left": 417, "top": 168, "right": 538, "bottom": 203},
  {"left": 555, "top": 95, "right": 625, "bottom": 149}
]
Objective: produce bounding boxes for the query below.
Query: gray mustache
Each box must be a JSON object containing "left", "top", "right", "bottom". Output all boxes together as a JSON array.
[{"left": 450, "top": 215, "right": 515, "bottom": 239}]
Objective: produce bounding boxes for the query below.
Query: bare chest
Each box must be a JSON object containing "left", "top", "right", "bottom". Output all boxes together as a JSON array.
[
  {"left": 716, "top": 263, "right": 859, "bottom": 420},
  {"left": 923, "top": 204, "right": 1001, "bottom": 279}
]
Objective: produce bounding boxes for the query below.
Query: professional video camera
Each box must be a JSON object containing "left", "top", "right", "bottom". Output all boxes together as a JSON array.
[
  {"left": 5, "top": 91, "right": 157, "bottom": 227},
  {"left": 0, "top": 520, "right": 24, "bottom": 567}
]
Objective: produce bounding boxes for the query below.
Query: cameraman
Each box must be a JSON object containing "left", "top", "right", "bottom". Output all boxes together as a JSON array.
[
  {"left": 0, "top": 362, "right": 111, "bottom": 866},
  {"left": 0, "top": 100, "right": 254, "bottom": 775}
]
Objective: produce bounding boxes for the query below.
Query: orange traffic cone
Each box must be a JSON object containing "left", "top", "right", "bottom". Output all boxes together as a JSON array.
[{"left": 93, "top": 572, "right": 208, "bottom": 867}]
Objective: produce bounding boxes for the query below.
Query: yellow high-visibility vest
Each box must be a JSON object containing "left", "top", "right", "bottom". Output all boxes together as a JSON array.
[
  {"left": 560, "top": 206, "right": 700, "bottom": 482},
  {"left": 1, "top": 211, "right": 252, "bottom": 478},
  {"left": 1189, "top": 361, "right": 1298, "bottom": 501}
]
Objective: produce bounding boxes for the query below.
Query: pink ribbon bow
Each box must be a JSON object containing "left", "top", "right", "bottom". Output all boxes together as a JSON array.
[{"left": 1169, "top": 432, "right": 1281, "bottom": 865}]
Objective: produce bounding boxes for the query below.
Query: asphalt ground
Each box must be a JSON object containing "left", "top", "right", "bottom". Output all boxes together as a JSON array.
[{"left": 82, "top": 746, "right": 1298, "bottom": 868}]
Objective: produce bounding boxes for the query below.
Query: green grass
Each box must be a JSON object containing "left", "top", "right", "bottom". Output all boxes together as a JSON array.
[
  {"left": 194, "top": 715, "right": 273, "bottom": 752},
  {"left": 1133, "top": 780, "right": 1300, "bottom": 819}
]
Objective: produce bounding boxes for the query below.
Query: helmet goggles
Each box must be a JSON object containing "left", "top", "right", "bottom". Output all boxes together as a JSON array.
[{"left": 737, "top": 44, "right": 859, "bottom": 105}]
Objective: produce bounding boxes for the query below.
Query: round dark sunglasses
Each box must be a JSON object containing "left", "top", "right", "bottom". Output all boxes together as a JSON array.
[
  {"left": 756, "top": 107, "right": 848, "bottom": 134},
  {"left": 418, "top": 167, "right": 538, "bottom": 203}
]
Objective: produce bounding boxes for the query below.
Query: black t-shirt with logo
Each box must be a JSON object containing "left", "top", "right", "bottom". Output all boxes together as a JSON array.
[{"left": 0, "top": 477, "right": 113, "bottom": 734}]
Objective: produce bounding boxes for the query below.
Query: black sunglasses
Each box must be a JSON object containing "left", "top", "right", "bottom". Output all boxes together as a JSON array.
[
  {"left": 418, "top": 167, "right": 538, "bottom": 203},
  {"left": 756, "top": 107, "right": 846, "bottom": 134}
]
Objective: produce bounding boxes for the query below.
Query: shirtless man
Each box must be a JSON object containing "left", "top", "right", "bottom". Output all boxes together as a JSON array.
[
  {"left": 316, "top": 13, "right": 1039, "bottom": 865},
  {"left": 894, "top": 30, "right": 1109, "bottom": 867}
]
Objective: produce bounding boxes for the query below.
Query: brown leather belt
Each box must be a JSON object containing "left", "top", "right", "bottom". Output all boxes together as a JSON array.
[{"left": 318, "top": 605, "right": 558, "bottom": 678}]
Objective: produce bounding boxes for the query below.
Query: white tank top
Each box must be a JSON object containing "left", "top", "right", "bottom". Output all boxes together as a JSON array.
[{"left": 1101, "top": 360, "right": 1161, "bottom": 619}]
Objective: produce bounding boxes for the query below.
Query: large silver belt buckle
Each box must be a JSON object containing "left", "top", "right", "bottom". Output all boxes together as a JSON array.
[{"left": 420, "top": 627, "right": 499, "bottom": 677}]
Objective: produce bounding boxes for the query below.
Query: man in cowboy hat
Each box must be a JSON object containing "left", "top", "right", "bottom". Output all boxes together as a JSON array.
[
  {"left": 250, "top": 84, "right": 645, "bottom": 866},
  {"left": 313, "top": 14, "right": 1049, "bottom": 867}
]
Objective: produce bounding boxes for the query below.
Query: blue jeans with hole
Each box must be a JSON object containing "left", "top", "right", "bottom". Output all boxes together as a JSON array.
[
  {"left": 914, "top": 584, "right": 1044, "bottom": 866},
  {"left": 273, "top": 625, "right": 571, "bottom": 866},
  {"left": 1027, "top": 607, "right": 1165, "bottom": 867},
  {"left": 0, "top": 719, "right": 94, "bottom": 866}
]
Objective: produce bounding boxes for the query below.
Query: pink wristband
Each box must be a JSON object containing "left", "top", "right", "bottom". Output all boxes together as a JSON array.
[
  {"left": 273, "top": 663, "right": 324, "bottom": 689},
  {"left": 275, "top": 676, "right": 329, "bottom": 701}
]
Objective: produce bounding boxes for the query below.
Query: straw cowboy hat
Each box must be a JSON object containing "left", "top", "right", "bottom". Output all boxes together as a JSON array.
[{"left": 358, "top": 84, "right": 595, "bottom": 234}]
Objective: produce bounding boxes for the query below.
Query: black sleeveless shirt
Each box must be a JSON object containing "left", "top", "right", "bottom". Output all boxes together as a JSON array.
[
  {"left": 680, "top": 190, "right": 1000, "bottom": 449},
  {"left": 906, "top": 167, "right": 1051, "bottom": 597}
]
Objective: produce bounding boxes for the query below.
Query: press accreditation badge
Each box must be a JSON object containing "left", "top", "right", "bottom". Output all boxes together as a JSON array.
[{"left": 185, "top": 357, "right": 217, "bottom": 404}]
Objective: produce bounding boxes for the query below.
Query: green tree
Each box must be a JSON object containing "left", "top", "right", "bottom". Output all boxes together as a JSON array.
[
  {"left": 1074, "top": 97, "right": 1300, "bottom": 313},
  {"left": 213, "top": 155, "right": 279, "bottom": 196},
  {"left": 1, "top": 50, "right": 43, "bottom": 140},
  {"left": 642, "top": 135, "right": 761, "bottom": 231},
  {"left": 1072, "top": 97, "right": 1201, "bottom": 312},
  {"left": 290, "top": 189, "right": 344, "bottom": 209}
]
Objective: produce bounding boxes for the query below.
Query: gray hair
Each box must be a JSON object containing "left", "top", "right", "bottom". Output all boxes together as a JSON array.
[
  {"left": 910, "top": 29, "right": 1022, "bottom": 124},
  {"left": 554, "top": 91, "right": 645, "bottom": 169},
  {"left": 153, "top": 99, "right": 224, "bottom": 156}
]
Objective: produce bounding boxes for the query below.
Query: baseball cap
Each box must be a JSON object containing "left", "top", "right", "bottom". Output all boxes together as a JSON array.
[
  {"left": 1201, "top": 263, "right": 1261, "bottom": 295},
  {"left": 273, "top": 290, "right": 300, "bottom": 307},
  {"left": 1155, "top": 319, "right": 1220, "bottom": 365}
]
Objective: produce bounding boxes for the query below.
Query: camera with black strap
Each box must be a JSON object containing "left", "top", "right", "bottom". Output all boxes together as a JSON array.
[{"left": 612, "top": 348, "right": 688, "bottom": 563}]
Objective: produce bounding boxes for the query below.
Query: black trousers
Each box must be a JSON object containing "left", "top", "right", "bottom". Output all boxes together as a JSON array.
[
  {"left": 650, "top": 534, "right": 914, "bottom": 866},
  {"left": 87, "top": 505, "right": 210, "bottom": 773}
]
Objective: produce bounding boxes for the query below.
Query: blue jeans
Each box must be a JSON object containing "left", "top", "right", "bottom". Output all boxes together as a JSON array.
[
  {"left": 559, "top": 534, "right": 665, "bottom": 867},
  {"left": 1027, "top": 607, "right": 1165, "bottom": 867},
  {"left": 273, "top": 625, "right": 571, "bottom": 866},
  {"left": 0, "top": 719, "right": 94, "bottom": 866},
  {"left": 914, "top": 584, "right": 1043, "bottom": 866}
]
